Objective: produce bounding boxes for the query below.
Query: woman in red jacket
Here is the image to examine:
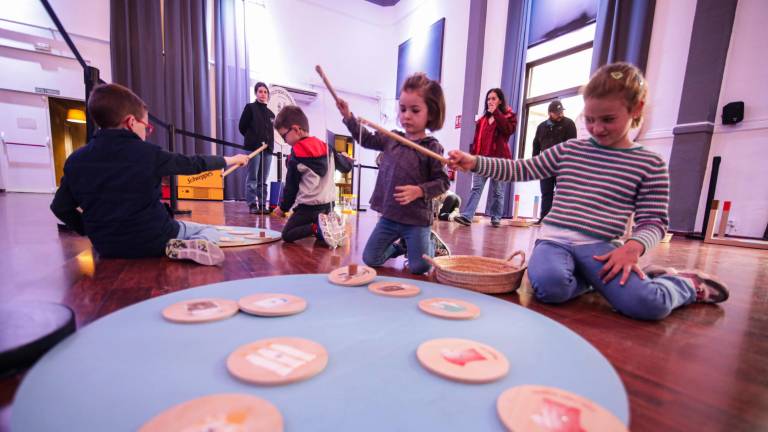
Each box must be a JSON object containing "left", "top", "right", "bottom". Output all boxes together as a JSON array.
[{"left": 454, "top": 88, "right": 517, "bottom": 227}]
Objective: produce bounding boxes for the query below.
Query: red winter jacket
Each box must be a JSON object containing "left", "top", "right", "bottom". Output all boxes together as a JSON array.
[{"left": 470, "top": 107, "right": 517, "bottom": 159}]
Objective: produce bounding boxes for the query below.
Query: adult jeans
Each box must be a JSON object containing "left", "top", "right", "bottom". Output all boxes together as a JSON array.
[
  {"left": 245, "top": 151, "right": 273, "bottom": 208},
  {"left": 460, "top": 173, "right": 504, "bottom": 222}
]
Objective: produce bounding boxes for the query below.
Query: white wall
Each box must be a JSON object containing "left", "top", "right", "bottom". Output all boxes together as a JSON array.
[
  {"left": 0, "top": 0, "right": 112, "bottom": 98},
  {"left": 692, "top": 0, "right": 768, "bottom": 237},
  {"left": 0, "top": 0, "right": 110, "bottom": 193},
  {"left": 637, "top": 0, "right": 696, "bottom": 161},
  {"left": 640, "top": 0, "right": 768, "bottom": 238}
]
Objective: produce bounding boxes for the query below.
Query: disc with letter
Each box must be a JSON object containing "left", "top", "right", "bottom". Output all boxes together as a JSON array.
[
  {"left": 162, "top": 298, "right": 239, "bottom": 323},
  {"left": 238, "top": 293, "right": 307, "bottom": 317},
  {"left": 328, "top": 264, "right": 377, "bottom": 286},
  {"left": 417, "top": 338, "right": 509, "bottom": 384},
  {"left": 496, "top": 385, "right": 628, "bottom": 432},
  {"left": 418, "top": 298, "right": 480, "bottom": 320},
  {"left": 227, "top": 337, "right": 328, "bottom": 385},
  {"left": 139, "top": 393, "right": 283, "bottom": 432},
  {"left": 368, "top": 281, "right": 420, "bottom": 298}
]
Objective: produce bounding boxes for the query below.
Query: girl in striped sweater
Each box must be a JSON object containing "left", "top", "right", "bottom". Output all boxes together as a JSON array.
[{"left": 448, "top": 62, "right": 728, "bottom": 320}]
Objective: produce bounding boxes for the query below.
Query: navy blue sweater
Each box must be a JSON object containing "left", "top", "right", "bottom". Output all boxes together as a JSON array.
[{"left": 50, "top": 129, "right": 226, "bottom": 258}]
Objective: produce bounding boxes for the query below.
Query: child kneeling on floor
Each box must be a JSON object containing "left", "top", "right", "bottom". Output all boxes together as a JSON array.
[
  {"left": 448, "top": 63, "right": 728, "bottom": 320},
  {"left": 50, "top": 83, "right": 249, "bottom": 265},
  {"left": 272, "top": 105, "right": 353, "bottom": 247}
]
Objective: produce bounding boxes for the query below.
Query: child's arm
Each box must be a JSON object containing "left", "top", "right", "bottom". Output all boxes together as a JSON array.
[
  {"left": 50, "top": 176, "right": 85, "bottom": 235},
  {"left": 448, "top": 144, "right": 563, "bottom": 183},
  {"left": 337, "top": 98, "right": 388, "bottom": 151},
  {"left": 155, "top": 150, "right": 247, "bottom": 177},
  {"left": 395, "top": 149, "right": 450, "bottom": 205},
  {"left": 277, "top": 155, "right": 301, "bottom": 213},
  {"left": 629, "top": 163, "right": 670, "bottom": 253}
]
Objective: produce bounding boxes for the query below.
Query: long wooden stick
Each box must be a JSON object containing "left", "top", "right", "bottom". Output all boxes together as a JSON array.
[
  {"left": 358, "top": 117, "right": 448, "bottom": 165},
  {"left": 315, "top": 65, "right": 340, "bottom": 104},
  {"left": 222, "top": 143, "right": 268, "bottom": 177}
]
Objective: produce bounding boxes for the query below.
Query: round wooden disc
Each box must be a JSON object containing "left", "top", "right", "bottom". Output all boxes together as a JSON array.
[
  {"left": 218, "top": 236, "right": 239, "bottom": 243},
  {"left": 418, "top": 298, "right": 480, "bottom": 320},
  {"left": 238, "top": 293, "right": 307, "bottom": 317},
  {"left": 496, "top": 385, "right": 628, "bottom": 432},
  {"left": 227, "top": 337, "right": 328, "bottom": 385},
  {"left": 162, "top": 298, "right": 239, "bottom": 323},
  {"left": 215, "top": 225, "right": 232, "bottom": 231},
  {"left": 416, "top": 338, "right": 509, "bottom": 384},
  {"left": 368, "top": 281, "right": 421, "bottom": 298},
  {"left": 327, "top": 265, "right": 377, "bottom": 286},
  {"left": 139, "top": 393, "right": 283, "bottom": 432},
  {"left": 228, "top": 229, "right": 252, "bottom": 235}
]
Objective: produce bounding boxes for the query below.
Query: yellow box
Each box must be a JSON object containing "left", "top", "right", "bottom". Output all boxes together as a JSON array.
[
  {"left": 177, "top": 170, "right": 223, "bottom": 188},
  {"left": 178, "top": 186, "right": 223, "bottom": 201}
]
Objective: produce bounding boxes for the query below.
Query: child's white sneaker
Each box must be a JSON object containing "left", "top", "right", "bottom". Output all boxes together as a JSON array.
[
  {"left": 165, "top": 239, "right": 225, "bottom": 266},
  {"left": 317, "top": 212, "right": 345, "bottom": 249}
]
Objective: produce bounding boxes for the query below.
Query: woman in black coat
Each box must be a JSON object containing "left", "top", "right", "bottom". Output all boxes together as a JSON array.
[{"left": 239, "top": 82, "right": 275, "bottom": 214}]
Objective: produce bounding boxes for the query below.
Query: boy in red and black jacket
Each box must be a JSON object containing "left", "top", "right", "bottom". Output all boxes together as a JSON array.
[{"left": 272, "top": 106, "right": 352, "bottom": 247}]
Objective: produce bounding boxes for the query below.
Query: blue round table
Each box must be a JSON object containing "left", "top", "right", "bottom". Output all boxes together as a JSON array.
[{"left": 12, "top": 274, "right": 628, "bottom": 431}]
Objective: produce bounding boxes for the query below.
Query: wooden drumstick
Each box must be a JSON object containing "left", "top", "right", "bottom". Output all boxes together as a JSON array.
[
  {"left": 358, "top": 117, "right": 448, "bottom": 165},
  {"left": 222, "top": 143, "right": 268, "bottom": 178},
  {"left": 315, "top": 65, "right": 340, "bottom": 104}
]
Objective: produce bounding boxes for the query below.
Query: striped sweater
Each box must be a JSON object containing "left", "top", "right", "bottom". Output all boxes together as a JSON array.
[{"left": 474, "top": 138, "right": 669, "bottom": 253}]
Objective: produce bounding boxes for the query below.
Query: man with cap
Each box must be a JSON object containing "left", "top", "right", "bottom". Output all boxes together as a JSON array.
[{"left": 532, "top": 99, "right": 577, "bottom": 222}]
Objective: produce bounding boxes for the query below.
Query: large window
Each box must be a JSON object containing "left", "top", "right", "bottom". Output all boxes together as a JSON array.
[{"left": 514, "top": 24, "right": 595, "bottom": 218}]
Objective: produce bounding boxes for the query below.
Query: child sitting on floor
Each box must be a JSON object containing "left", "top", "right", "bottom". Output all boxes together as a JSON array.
[
  {"left": 336, "top": 73, "right": 450, "bottom": 274},
  {"left": 50, "top": 83, "right": 248, "bottom": 265},
  {"left": 272, "top": 105, "right": 353, "bottom": 247},
  {"left": 448, "top": 63, "right": 728, "bottom": 320}
]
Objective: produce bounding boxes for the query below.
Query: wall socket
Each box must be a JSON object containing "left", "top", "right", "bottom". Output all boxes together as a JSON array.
[{"left": 727, "top": 219, "right": 736, "bottom": 234}]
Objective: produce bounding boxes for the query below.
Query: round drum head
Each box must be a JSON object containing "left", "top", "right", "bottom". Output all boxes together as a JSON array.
[
  {"left": 139, "top": 393, "right": 283, "bottom": 432},
  {"left": 238, "top": 293, "right": 307, "bottom": 317},
  {"left": 496, "top": 385, "right": 628, "bottom": 432},
  {"left": 418, "top": 298, "right": 480, "bottom": 320},
  {"left": 227, "top": 337, "right": 328, "bottom": 385},
  {"left": 328, "top": 265, "right": 377, "bottom": 286},
  {"left": 161, "top": 298, "right": 239, "bottom": 323},
  {"left": 417, "top": 338, "right": 509, "bottom": 384},
  {"left": 368, "top": 281, "right": 420, "bottom": 298}
]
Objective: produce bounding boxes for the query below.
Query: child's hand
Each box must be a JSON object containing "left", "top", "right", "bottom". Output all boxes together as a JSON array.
[
  {"left": 447, "top": 150, "right": 477, "bottom": 171},
  {"left": 225, "top": 154, "right": 249, "bottom": 166},
  {"left": 393, "top": 185, "right": 424, "bottom": 205},
  {"left": 336, "top": 98, "right": 352, "bottom": 120},
  {"left": 273, "top": 207, "right": 286, "bottom": 218},
  {"left": 593, "top": 240, "right": 646, "bottom": 285}
]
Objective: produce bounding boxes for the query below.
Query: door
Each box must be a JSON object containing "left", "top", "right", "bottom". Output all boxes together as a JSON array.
[{"left": 0, "top": 90, "right": 55, "bottom": 193}]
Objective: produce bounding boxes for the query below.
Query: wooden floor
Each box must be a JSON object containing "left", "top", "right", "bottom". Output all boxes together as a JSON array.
[{"left": 1, "top": 192, "right": 766, "bottom": 432}]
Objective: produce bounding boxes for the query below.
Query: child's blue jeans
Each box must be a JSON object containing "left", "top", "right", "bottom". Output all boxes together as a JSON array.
[
  {"left": 527, "top": 240, "right": 697, "bottom": 320},
  {"left": 363, "top": 217, "right": 433, "bottom": 274},
  {"left": 176, "top": 221, "right": 223, "bottom": 243}
]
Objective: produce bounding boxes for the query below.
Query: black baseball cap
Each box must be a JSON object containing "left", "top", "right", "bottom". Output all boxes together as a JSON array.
[{"left": 548, "top": 100, "right": 564, "bottom": 113}]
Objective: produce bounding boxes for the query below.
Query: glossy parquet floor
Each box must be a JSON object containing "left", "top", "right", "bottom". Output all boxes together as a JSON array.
[{"left": 1, "top": 192, "right": 766, "bottom": 431}]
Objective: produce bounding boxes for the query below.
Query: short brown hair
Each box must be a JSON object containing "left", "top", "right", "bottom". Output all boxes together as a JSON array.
[
  {"left": 87, "top": 83, "right": 147, "bottom": 129},
  {"left": 274, "top": 105, "right": 309, "bottom": 131},
  {"left": 401, "top": 73, "right": 445, "bottom": 131},
  {"left": 582, "top": 62, "right": 648, "bottom": 128}
]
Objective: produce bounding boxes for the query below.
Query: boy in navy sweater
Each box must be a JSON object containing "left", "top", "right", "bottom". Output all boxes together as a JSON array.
[
  {"left": 50, "top": 83, "right": 248, "bottom": 265},
  {"left": 272, "top": 106, "right": 352, "bottom": 247}
]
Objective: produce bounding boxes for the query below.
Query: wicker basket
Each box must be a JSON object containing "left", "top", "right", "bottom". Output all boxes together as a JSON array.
[{"left": 422, "top": 251, "right": 527, "bottom": 294}]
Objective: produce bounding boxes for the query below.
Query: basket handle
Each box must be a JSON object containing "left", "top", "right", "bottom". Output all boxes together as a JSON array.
[
  {"left": 506, "top": 250, "right": 526, "bottom": 267},
  {"left": 422, "top": 254, "right": 441, "bottom": 269}
]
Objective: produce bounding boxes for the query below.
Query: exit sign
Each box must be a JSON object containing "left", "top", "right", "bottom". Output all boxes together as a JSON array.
[{"left": 454, "top": 115, "right": 461, "bottom": 129}]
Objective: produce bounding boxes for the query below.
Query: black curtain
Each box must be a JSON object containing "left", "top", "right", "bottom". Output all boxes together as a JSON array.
[
  {"left": 164, "top": 0, "right": 212, "bottom": 155},
  {"left": 111, "top": 0, "right": 212, "bottom": 155},
  {"left": 214, "top": 0, "right": 251, "bottom": 200},
  {"left": 110, "top": 0, "right": 168, "bottom": 150},
  {"left": 591, "top": 0, "right": 656, "bottom": 72}
]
